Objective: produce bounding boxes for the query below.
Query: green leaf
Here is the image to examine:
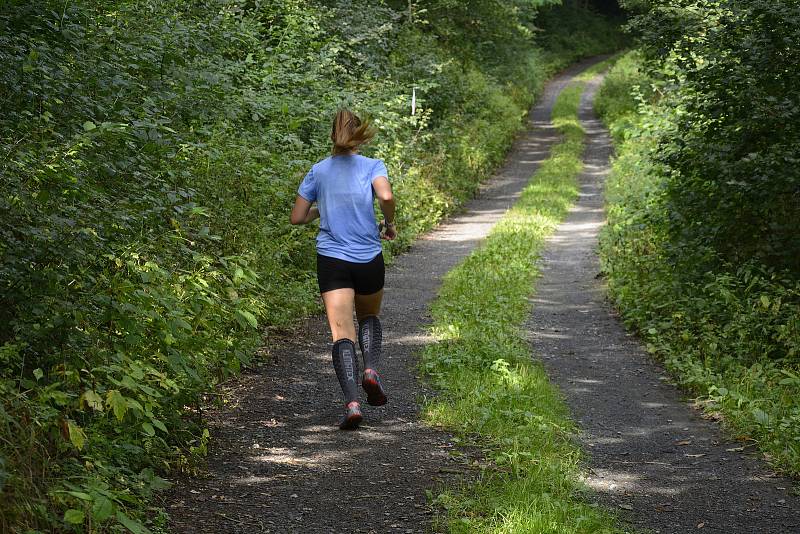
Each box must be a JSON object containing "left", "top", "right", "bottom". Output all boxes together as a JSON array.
[
  {"left": 116, "top": 511, "right": 152, "bottom": 534},
  {"left": 67, "top": 490, "right": 92, "bottom": 501},
  {"left": 64, "top": 509, "right": 85, "bottom": 524},
  {"left": 235, "top": 309, "right": 258, "bottom": 329},
  {"left": 67, "top": 421, "right": 87, "bottom": 450},
  {"left": 141, "top": 422, "right": 155, "bottom": 436},
  {"left": 172, "top": 318, "right": 192, "bottom": 331},
  {"left": 82, "top": 121, "right": 96, "bottom": 131},
  {"left": 126, "top": 397, "right": 144, "bottom": 414},
  {"left": 148, "top": 475, "right": 172, "bottom": 491},
  {"left": 759, "top": 295, "right": 770, "bottom": 308},
  {"left": 106, "top": 390, "right": 128, "bottom": 421},
  {"left": 121, "top": 374, "right": 139, "bottom": 391},
  {"left": 163, "top": 331, "right": 176, "bottom": 345},
  {"left": 33, "top": 368, "right": 43, "bottom": 381},
  {"left": 92, "top": 496, "right": 114, "bottom": 521},
  {"left": 81, "top": 389, "right": 105, "bottom": 411},
  {"left": 151, "top": 419, "right": 167, "bottom": 433},
  {"left": 751, "top": 408, "right": 769, "bottom": 425}
]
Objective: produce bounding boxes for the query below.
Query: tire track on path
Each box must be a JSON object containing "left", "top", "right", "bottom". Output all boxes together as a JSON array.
[
  {"left": 166, "top": 57, "right": 608, "bottom": 534},
  {"left": 528, "top": 73, "right": 800, "bottom": 533}
]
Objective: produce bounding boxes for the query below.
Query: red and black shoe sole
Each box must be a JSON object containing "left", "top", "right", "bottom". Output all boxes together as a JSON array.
[
  {"left": 362, "top": 369, "right": 387, "bottom": 406},
  {"left": 339, "top": 403, "right": 363, "bottom": 430}
]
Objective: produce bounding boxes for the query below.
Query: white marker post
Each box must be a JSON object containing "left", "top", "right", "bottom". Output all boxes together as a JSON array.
[{"left": 411, "top": 87, "right": 416, "bottom": 116}]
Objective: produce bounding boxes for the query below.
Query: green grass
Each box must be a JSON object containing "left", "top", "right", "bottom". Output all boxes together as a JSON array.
[
  {"left": 420, "top": 76, "right": 625, "bottom": 533},
  {"left": 575, "top": 55, "right": 621, "bottom": 83}
]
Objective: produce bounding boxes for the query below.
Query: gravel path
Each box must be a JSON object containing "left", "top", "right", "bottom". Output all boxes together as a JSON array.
[
  {"left": 165, "top": 58, "right": 608, "bottom": 534},
  {"left": 527, "top": 72, "right": 800, "bottom": 533}
]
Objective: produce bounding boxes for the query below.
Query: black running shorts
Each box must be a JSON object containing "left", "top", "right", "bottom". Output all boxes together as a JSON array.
[{"left": 317, "top": 252, "right": 385, "bottom": 295}]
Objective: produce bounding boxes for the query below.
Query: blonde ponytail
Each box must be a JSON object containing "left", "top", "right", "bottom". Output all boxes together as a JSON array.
[{"left": 331, "top": 109, "right": 375, "bottom": 155}]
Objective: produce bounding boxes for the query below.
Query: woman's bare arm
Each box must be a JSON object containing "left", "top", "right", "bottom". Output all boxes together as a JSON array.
[
  {"left": 290, "top": 196, "right": 319, "bottom": 225},
  {"left": 372, "top": 176, "right": 396, "bottom": 240}
]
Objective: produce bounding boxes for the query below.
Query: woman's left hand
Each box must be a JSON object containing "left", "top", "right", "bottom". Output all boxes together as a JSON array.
[{"left": 380, "top": 220, "right": 397, "bottom": 241}]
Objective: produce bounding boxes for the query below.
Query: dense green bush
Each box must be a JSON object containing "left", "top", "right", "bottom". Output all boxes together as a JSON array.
[
  {"left": 1, "top": 0, "right": 623, "bottom": 531},
  {"left": 625, "top": 0, "right": 800, "bottom": 273},
  {"left": 597, "top": 48, "right": 800, "bottom": 476},
  {"left": 593, "top": 51, "right": 653, "bottom": 142}
]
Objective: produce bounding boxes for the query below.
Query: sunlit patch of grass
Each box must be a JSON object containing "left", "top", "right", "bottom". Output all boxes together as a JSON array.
[
  {"left": 421, "top": 75, "right": 626, "bottom": 533},
  {"left": 574, "top": 55, "right": 620, "bottom": 83}
]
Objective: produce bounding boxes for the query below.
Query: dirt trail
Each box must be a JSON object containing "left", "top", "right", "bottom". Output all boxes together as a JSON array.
[
  {"left": 528, "top": 73, "right": 800, "bottom": 533},
  {"left": 166, "top": 58, "right": 608, "bottom": 534}
]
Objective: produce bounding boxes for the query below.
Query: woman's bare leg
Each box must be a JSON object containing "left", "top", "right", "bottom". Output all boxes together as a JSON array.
[
  {"left": 322, "top": 288, "right": 357, "bottom": 342},
  {"left": 355, "top": 289, "right": 383, "bottom": 321},
  {"left": 321, "top": 288, "right": 362, "bottom": 429}
]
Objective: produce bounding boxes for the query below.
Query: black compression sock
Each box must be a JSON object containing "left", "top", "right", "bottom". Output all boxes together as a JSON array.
[
  {"left": 332, "top": 339, "right": 359, "bottom": 404},
  {"left": 358, "top": 316, "right": 382, "bottom": 371}
]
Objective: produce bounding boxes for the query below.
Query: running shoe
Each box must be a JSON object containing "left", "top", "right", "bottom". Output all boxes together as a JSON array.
[
  {"left": 339, "top": 401, "right": 363, "bottom": 430},
  {"left": 362, "top": 368, "right": 387, "bottom": 406}
]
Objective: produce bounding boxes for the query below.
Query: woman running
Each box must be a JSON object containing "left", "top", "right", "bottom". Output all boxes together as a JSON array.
[{"left": 290, "top": 109, "right": 396, "bottom": 430}]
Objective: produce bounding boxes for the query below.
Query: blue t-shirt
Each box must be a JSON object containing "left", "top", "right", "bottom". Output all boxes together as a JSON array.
[{"left": 298, "top": 154, "right": 389, "bottom": 263}]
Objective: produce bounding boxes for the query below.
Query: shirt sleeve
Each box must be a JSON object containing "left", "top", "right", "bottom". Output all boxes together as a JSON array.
[
  {"left": 370, "top": 159, "right": 389, "bottom": 183},
  {"left": 297, "top": 167, "right": 317, "bottom": 202}
]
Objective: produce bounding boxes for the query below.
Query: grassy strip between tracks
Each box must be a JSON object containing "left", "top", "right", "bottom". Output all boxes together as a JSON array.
[{"left": 420, "top": 69, "right": 624, "bottom": 533}]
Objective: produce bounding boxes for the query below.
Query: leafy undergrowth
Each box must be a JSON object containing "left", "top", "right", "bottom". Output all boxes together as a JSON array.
[
  {"left": 596, "top": 52, "right": 800, "bottom": 476},
  {"left": 421, "top": 75, "right": 624, "bottom": 533},
  {"left": 0, "top": 1, "right": 625, "bottom": 531}
]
